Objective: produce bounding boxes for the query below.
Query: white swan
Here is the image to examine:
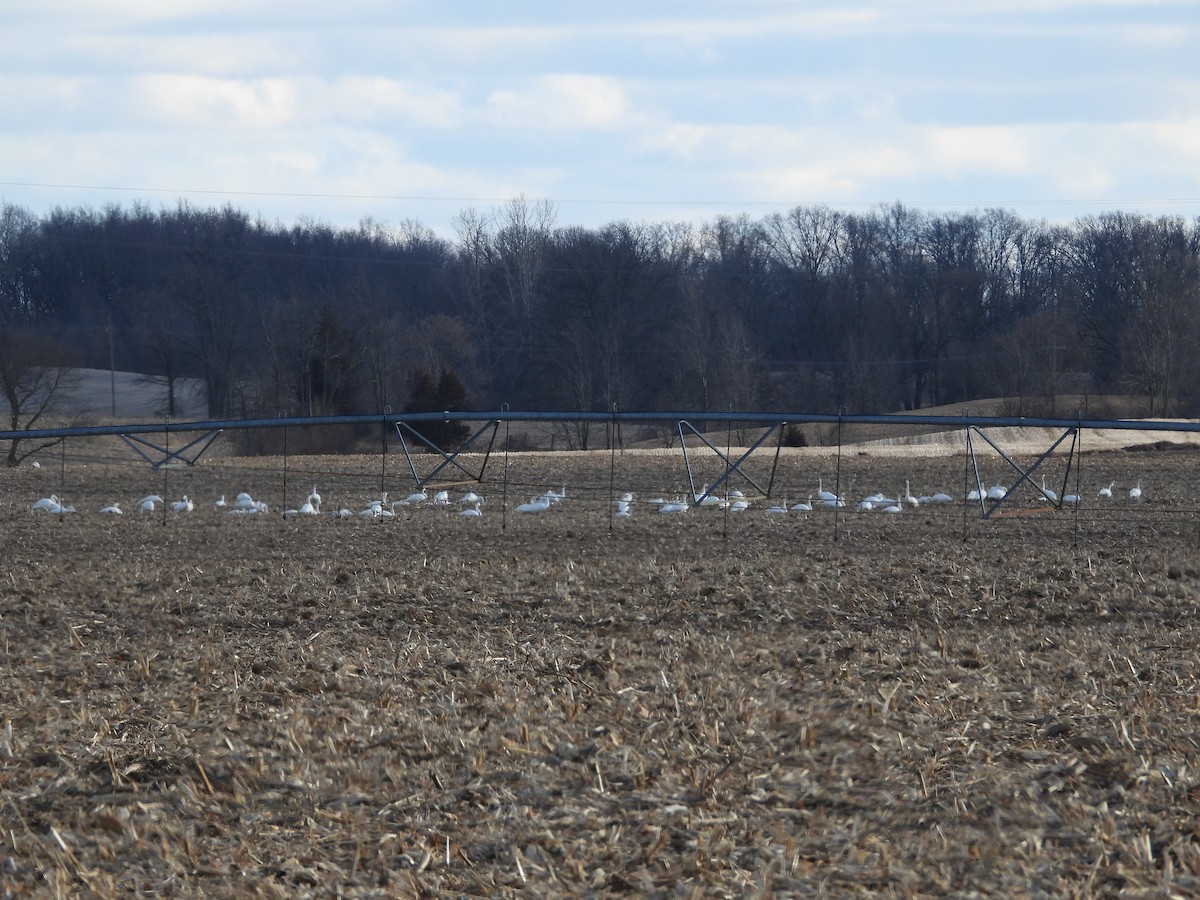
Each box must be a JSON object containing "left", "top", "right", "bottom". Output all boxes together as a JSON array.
[
  {"left": 359, "top": 497, "right": 390, "bottom": 517},
  {"left": 1039, "top": 475, "right": 1057, "bottom": 504},
  {"left": 433, "top": 490, "right": 451, "bottom": 506},
  {"left": 31, "top": 495, "right": 60, "bottom": 512},
  {"left": 765, "top": 498, "right": 789, "bottom": 514},
  {"left": 516, "top": 496, "right": 551, "bottom": 514},
  {"left": 1129, "top": 481, "right": 1143, "bottom": 500},
  {"left": 790, "top": 496, "right": 813, "bottom": 512},
  {"left": 1098, "top": 482, "right": 1114, "bottom": 499},
  {"left": 460, "top": 501, "right": 483, "bottom": 517},
  {"left": 213, "top": 495, "right": 227, "bottom": 509},
  {"left": 285, "top": 497, "right": 320, "bottom": 516},
  {"left": 171, "top": 496, "right": 194, "bottom": 513},
  {"left": 986, "top": 484, "right": 1007, "bottom": 501},
  {"left": 816, "top": 479, "right": 843, "bottom": 508},
  {"left": 903, "top": 481, "right": 920, "bottom": 508},
  {"left": 100, "top": 502, "right": 122, "bottom": 515},
  {"left": 658, "top": 499, "right": 689, "bottom": 514}
]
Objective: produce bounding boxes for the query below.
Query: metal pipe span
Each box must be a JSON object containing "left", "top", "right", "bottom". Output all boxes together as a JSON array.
[{"left": 3, "top": 410, "right": 1200, "bottom": 443}]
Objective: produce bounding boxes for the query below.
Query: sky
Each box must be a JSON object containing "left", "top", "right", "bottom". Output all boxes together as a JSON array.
[{"left": 2, "top": 1, "right": 1198, "bottom": 237}]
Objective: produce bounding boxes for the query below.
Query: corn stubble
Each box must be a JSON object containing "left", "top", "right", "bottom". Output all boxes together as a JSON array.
[{"left": 3, "top": 450, "right": 1200, "bottom": 896}]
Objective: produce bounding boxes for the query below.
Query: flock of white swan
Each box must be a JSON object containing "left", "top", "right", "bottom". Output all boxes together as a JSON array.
[{"left": 26, "top": 477, "right": 1147, "bottom": 519}]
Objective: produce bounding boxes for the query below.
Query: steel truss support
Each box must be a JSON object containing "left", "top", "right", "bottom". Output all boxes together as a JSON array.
[
  {"left": 392, "top": 419, "right": 500, "bottom": 490},
  {"left": 678, "top": 420, "right": 785, "bottom": 505},
  {"left": 119, "top": 429, "right": 223, "bottom": 469},
  {"left": 965, "top": 423, "right": 1079, "bottom": 518}
]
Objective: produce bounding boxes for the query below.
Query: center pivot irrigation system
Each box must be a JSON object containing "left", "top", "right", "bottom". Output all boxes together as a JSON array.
[{"left": 5, "top": 409, "right": 1198, "bottom": 518}]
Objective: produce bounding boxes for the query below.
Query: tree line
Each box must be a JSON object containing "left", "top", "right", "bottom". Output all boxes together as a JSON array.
[{"left": 2, "top": 196, "right": 1199, "bottom": 451}]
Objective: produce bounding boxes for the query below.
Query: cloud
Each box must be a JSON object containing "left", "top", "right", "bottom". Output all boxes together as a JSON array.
[
  {"left": 133, "top": 75, "right": 298, "bottom": 129},
  {"left": 484, "top": 75, "right": 630, "bottom": 131}
]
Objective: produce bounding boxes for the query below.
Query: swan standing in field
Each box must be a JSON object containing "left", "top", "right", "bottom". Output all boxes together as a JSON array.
[
  {"left": 404, "top": 489, "right": 428, "bottom": 505},
  {"left": 1040, "top": 476, "right": 1058, "bottom": 504},
  {"left": 139, "top": 494, "right": 163, "bottom": 512},
  {"left": 433, "top": 490, "right": 451, "bottom": 506},
  {"left": 1098, "top": 482, "right": 1114, "bottom": 499},
  {"left": 903, "top": 481, "right": 920, "bottom": 508},
  {"left": 1130, "top": 481, "right": 1143, "bottom": 501},
  {"left": 986, "top": 484, "right": 1007, "bottom": 501},
  {"left": 461, "top": 491, "right": 482, "bottom": 506},
  {"left": 816, "top": 479, "right": 843, "bottom": 508},
  {"left": 213, "top": 495, "right": 227, "bottom": 509},
  {"left": 171, "top": 496, "right": 194, "bottom": 513}
]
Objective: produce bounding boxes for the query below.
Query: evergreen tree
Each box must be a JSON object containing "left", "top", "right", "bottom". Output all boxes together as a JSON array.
[{"left": 405, "top": 368, "right": 470, "bottom": 450}]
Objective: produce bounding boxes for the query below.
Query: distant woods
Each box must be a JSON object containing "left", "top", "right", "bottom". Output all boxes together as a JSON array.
[{"left": 3, "top": 197, "right": 1200, "bottom": 441}]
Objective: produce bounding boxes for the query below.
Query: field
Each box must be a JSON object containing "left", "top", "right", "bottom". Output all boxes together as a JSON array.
[{"left": 4, "top": 435, "right": 1200, "bottom": 897}]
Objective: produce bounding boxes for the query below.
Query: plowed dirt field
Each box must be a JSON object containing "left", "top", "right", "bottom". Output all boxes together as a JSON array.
[{"left": 3, "top": 444, "right": 1200, "bottom": 897}]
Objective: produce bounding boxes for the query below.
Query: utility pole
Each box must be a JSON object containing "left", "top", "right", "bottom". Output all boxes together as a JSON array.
[{"left": 108, "top": 311, "right": 116, "bottom": 418}]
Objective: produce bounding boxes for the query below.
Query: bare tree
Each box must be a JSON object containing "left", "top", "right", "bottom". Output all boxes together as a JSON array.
[{"left": 0, "top": 329, "right": 78, "bottom": 466}]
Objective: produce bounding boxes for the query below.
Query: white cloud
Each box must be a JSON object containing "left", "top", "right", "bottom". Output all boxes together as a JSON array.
[
  {"left": 133, "top": 75, "right": 298, "bottom": 129},
  {"left": 484, "top": 75, "right": 630, "bottom": 130},
  {"left": 314, "top": 79, "right": 464, "bottom": 129},
  {"left": 925, "top": 126, "right": 1034, "bottom": 175}
]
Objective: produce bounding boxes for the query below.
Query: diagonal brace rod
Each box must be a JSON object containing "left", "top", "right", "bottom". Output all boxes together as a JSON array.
[
  {"left": 119, "top": 429, "right": 223, "bottom": 468},
  {"left": 678, "top": 421, "right": 782, "bottom": 503},
  {"left": 392, "top": 419, "right": 499, "bottom": 489},
  {"left": 970, "top": 425, "right": 1077, "bottom": 518}
]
